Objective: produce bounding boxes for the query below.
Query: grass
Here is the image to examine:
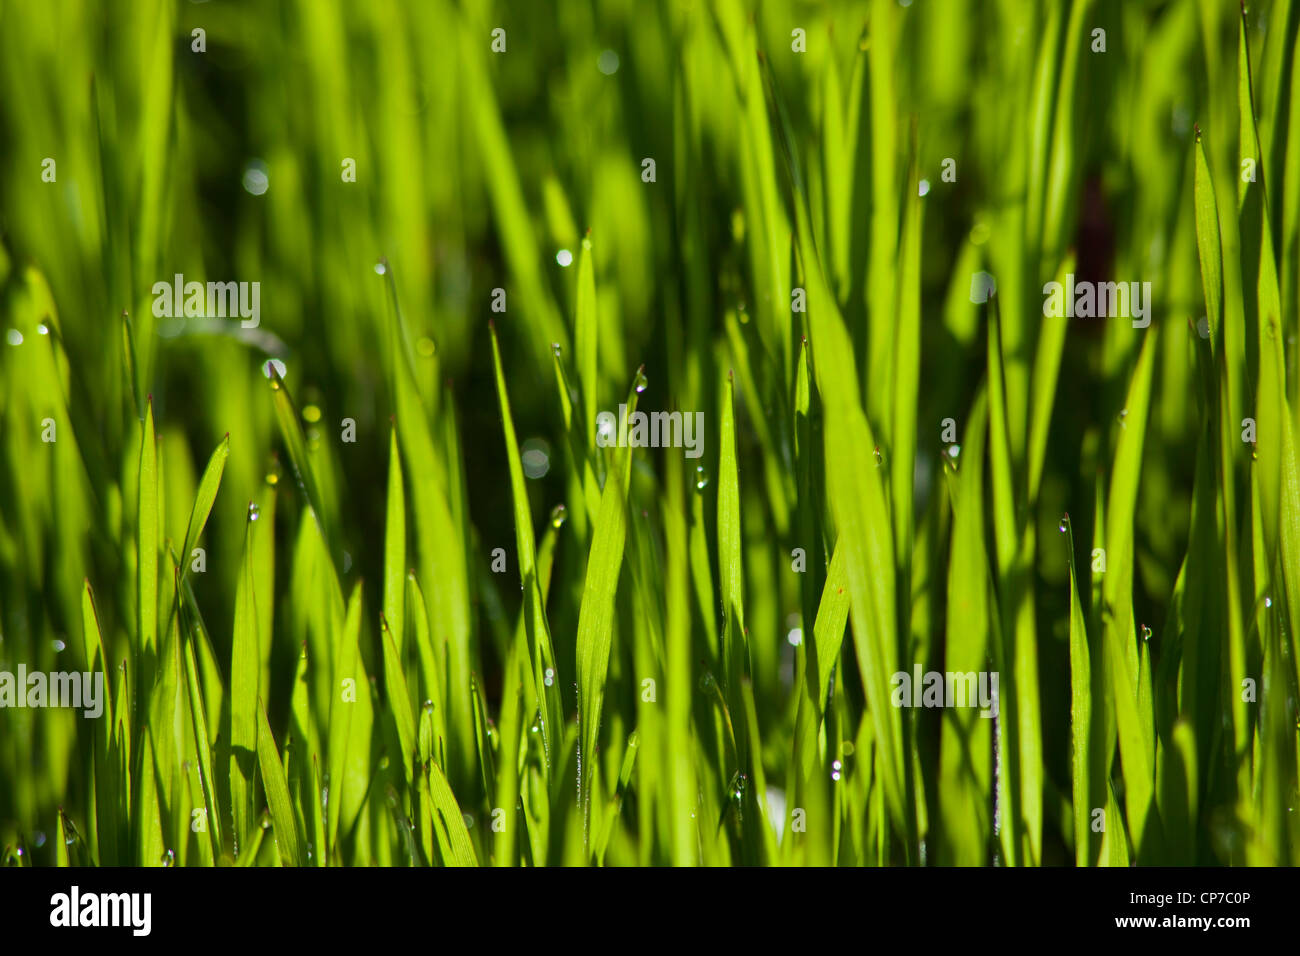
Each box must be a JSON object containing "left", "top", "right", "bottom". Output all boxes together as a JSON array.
[{"left": 0, "top": 0, "right": 1298, "bottom": 867}]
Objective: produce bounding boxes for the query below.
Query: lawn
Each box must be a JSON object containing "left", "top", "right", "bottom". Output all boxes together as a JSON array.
[{"left": 0, "top": 0, "right": 1298, "bottom": 867}]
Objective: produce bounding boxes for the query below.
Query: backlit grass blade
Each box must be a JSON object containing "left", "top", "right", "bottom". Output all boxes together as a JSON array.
[
  {"left": 182, "top": 613, "right": 223, "bottom": 863},
  {"left": 257, "top": 699, "right": 304, "bottom": 867},
  {"left": 178, "top": 433, "right": 229, "bottom": 586},
  {"left": 137, "top": 397, "right": 158, "bottom": 655},
  {"left": 384, "top": 427, "right": 406, "bottom": 661},
  {"left": 718, "top": 372, "right": 747, "bottom": 706},
  {"left": 426, "top": 759, "right": 479, "bottom": 867},
  {"left": 268, "top": 365, "right": 333, "bottom": 559},
  {"left": 936, "top": 394, "right": 991, "bottom": 865},
  {"left": 380, "top": 613, "right": 417, "bottom": 786},
  {"left": 1101, "top": 328, "right": 1161, "bottom": 854},
  {"left": 326, "top": 582, "right": 364, "bottom": 850},
  {"left": 1063, "top": 511, "right": 1099, "bottom": 866},
  {"left": 490, "top": 322, "right": 560, "bottom": 772},
  {"left": 229, "top": 511, "right": 260, "bottom": 857},
  {"left": 576, "top": 372, "right": 641, "bottom": 854}
]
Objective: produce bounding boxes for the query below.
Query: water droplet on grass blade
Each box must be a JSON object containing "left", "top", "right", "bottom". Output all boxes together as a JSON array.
[
  {"left": 550, "top": 503, "right": 567, "bottom": 528},
  {"left": 1141, "top": 624, "right": 1152, "bottom": 642},
  {"left": 262, "top": 358, "right": 286, "bottom": 381},
  {"left": 634, "top": 369, "right": 648, "bottom": 393},
  {"left": 1058, "top": 513, "right": 1069, "bottom": 533},
  {"left": 242, "top": 160, "right": 268, "bottom": 196},
  {"left": 248, "top": 502, "right": 260, "bottom": 521},
  {"left": 695, "top": 464, "right": 709, "bottom": 491}
]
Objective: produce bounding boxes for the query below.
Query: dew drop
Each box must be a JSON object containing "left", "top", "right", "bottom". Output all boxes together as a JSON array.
[
  {"left": 37, "top": 323, "right": 49, "bottom": 335},
  {"left": 550, "top": 503, "right": 568, "bottom": 528},
  {"left": 1265, "top": 596, "right": 1273, "bottom": 608},
  {"left": 551, "top": 342, "right": 562, "bottom": 356},
  {"left": 241, "top": 160, "right": 268, "bottom": 196},
  {"left": 634, "top": 369, "right": 648, "bottom": 393},
  {"left": 544, "top": 667, "right": 555, "bottom": 688},
  {"left": 248, "top": 502, "right": 261, "bottom": 522},
  {"left": 262, "top": 358, "right": 286, "bottom": 381},
  {"left": 1140, "top": 624, "right": 1153, "bottom": 642},
  {"left": 733, "top": 773, "right": 747, "bottom": 796},
  {"left": 695, "top": 465, "right": 710, "bottom": 492},
  {"left": 52, "top": 639, "right": 65, "bottom": 652},
  {"left": 556, "top": 249, "right": 573, "bottom": 267},
  {"left": 1058, "top": 513, "right": 1069, "bottom": 533},
  {"left": 873, "top": 446, "right": 883, "bottom": 466},
  {"left": 161, "top": 848, "right": 175, "bottom": 866},
  {"left": 374, "top": 260, "right": 388, "bottom": 275}
]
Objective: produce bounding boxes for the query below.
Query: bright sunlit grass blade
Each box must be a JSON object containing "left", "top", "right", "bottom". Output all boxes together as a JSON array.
[
  {"left": 257, "top": 699, "right": 304, "bottom": 867},
  {"left": 575, "top": 372, "right": 641, "bottom": 853}
]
